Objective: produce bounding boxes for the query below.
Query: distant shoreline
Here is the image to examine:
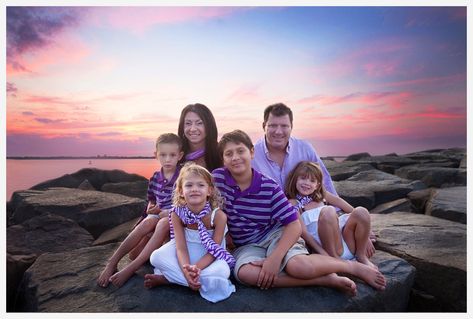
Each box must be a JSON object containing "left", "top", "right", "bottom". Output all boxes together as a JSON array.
[{"left": 7, "top": 156, "right": 155, "bottom": 160}]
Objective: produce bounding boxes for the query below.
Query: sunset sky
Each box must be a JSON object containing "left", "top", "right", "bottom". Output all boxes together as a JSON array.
[{"left": 6, "top": 5, "right": 467, "bottom": 157}]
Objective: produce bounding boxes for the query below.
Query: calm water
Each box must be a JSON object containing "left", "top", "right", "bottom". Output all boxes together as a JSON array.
[{"left": 6, "top": 159, "right": 159, "bottom": 200}]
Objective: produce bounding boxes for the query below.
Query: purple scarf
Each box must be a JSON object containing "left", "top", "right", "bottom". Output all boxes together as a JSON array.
[
  {"left": 170, "top": 202, "right": 236, "bottom": 269},
  {"left": 296, "top": 194, "right": 313, "bottom": 211},
  {"left": 185, "top": 148, "right": 205, "bottom": 161}
]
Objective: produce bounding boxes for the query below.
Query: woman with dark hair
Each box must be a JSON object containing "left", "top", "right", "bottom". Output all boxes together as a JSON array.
[{"left": 178, "top": 103, "right": 222, "bottom": 171}]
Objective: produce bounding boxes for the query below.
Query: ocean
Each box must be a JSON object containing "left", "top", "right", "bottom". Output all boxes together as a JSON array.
[{"left": 6, "top": 158, "right": 159, "bottom": 201}]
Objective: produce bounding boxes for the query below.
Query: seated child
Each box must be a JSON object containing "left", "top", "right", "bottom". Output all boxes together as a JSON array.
[
  {"left": 212, "top": 130, "right": 386, "bottom": 295},
  {"left": 144, "top": 163, "right": 235, "bottom": 303},
  {"left": 97, "top": 133, "right": 183, "bottom": 288},
  {"left": 285, "top": 161, "right": 376, "bottom": 268}
]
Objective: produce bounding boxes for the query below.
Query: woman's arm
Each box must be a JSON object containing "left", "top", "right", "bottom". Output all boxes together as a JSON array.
[
  {"left": 194, "top": 210, "right": 227, "bottom": 270},
  {"left": 324, "top": 191, "right": 353, "bottom": 214}
]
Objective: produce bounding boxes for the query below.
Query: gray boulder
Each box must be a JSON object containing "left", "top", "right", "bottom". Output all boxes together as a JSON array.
[
  {"left": 30, "top": 168, "right": 148, "bottom": 191},
  {"left": 344, "top": 152, "right": 371, "bottom": 161},
  {"left": 394, "top": 166, "right": 466, "bottom": 188},
  {"left": 93, "top": 218, "right": 140, "bottom": 246},
  {"left": 77, "top": 179, "right": 96, "bottom": 191},
  {"left": 7, "top": 214, "right": 94, "bottom": 311},
  {"left": 425, "top": 187, "right": 466, "bottom": 224},
  {"left": 101, "top": 181, "right": 149, "bottom": 199},
  {"left": 371, "top": 212, "right": 466, "bottom": 312},
  {"left": 18, "top": 244, "right": 415, "bottom": 312},
  {"left": 370, "top": 198, "right": 412, "bottom": 214},
  {"left": 357, "top": 156, "right": 417, "bottom": 174},
  {"left": 333, "top": 170, "right": 426, "bottom": 210},
  {"left": 7, "top": 214, "right": 94, "bottom": 256},
  {"left": 9, "top": 188, "right": 146, "bottom": 238},
  {"left": 407, "top": 188, "right": 434, "bottom": 214},
  {"left": 324, "top": 161, "right": 375, "bottom": 181}
]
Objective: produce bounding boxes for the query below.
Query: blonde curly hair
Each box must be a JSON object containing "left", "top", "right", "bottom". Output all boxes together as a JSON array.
[{"left": 172, "top": 162, "right": 223, "bottom": 209}]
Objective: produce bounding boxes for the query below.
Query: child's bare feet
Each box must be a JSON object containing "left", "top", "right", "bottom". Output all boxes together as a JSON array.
[
  {"left": 348, "top": 260, "right": 386, "bottom": 291},
  {"left": 357, "top": 256, "right": 378, "bottom": 270},
  {"left": 97, "top": 263, "right": 117, "bottom": 288},
  {"left": 109, "top": 267, "right": 135, "bottom": 288},
  {"left": 144, "top": 274, "right": 168, "bottom": 288},
  {"left": 328, "top": 273, "right": 357, "bottom": 296}
]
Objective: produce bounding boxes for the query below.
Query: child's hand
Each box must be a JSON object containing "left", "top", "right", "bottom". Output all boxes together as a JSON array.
[
  {"left": 251, "top": 257, "right": 280, "bottom": 290},
  {"left": 158, "top": 209, "right": 170, "bottom": 219},
  {"left": 147, "top": 204, "right": 161, "bottom": 215},
  {"left": 182, "top": 264, "right": 201, "bottom": 290}
]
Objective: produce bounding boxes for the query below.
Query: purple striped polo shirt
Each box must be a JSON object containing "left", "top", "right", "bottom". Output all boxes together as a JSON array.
[
  {"left": 147, "top": 166, "right": 181, "bottom": 210},
  {"left": 212, "top": 167, "right": 298, "bottom": 247}
]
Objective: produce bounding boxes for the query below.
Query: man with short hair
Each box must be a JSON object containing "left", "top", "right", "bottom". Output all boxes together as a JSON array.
[{"left": 252, "top": 103, "right": 337, "bottom": 195}]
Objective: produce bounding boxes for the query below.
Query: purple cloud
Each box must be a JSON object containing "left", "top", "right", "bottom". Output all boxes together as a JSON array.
[
  {"left": 34, "top": 117, "right": 66, "bottom": 124},
  {"left": 7, "top": 82, "right": 18, "bottom": 97},
  {"left": 7, "top": 7, "right": 84, "bottom": 71},
  {"left": 22, "top": 111, "right": 35, "bottom": 116}
]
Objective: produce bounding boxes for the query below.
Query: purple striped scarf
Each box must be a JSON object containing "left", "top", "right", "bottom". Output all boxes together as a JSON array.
[
  {"left": 170, "top": 202, "right": 236, "bottom": 269},
  {"left": 185, "top": 148, "right": 205, "bottom": 161},
  {"left": 296, "top": 194, "right": 313, "bottom": 211}
]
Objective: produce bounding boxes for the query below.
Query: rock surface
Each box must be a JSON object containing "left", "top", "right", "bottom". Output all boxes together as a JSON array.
[
  {"left": 371, "top": 212, "right": 466, "bottom": 312},
  {"left": 101, "top": 181, "right": 149, "bottom": 199},
  {"left": 30, "top": 168, "right": 147, "bottom": 192},
  {"left": 425, "top": 186, "right": 466, "bottom": 224},
  {"left": 9, "top": 188, "right": 145, "bottom": 238},
  {"left": 18, "top": 244, "right": 414, "bottom": 312}
]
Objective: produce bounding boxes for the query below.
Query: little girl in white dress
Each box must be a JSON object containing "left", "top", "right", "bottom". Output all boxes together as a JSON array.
[
  {"left": 285, "top": 161, "right": 376, "bottom": 269},
  {"left": 144, "top": 163, "right": 235, "bottom": 303}
]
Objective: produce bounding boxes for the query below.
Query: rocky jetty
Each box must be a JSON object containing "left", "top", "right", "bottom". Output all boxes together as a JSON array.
[{"left": 7, "top": 149, "right": 467, "bottom": 312}]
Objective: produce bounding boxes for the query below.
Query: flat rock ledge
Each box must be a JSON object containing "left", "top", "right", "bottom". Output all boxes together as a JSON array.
[
  {"left": 371, "top": 212, "right": 466, "bottom": 312},
  {"left": 17, "top": 244, "right": 414, "bottom": 312}
]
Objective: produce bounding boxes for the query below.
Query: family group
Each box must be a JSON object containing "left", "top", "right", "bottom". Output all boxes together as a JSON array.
[{"left": 96, "top": 103, "right": 386, "bottom": 303}]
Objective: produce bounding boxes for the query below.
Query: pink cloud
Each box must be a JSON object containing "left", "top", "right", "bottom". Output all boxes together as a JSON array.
[
  {"left": 363, "top": 59, "right": 401, "bottom": 77},
  {"left": 378, "top": 73, "right": 466, "bottom": 89},
  {"left": 90, "top": 7, "right": 247, "bottom": 35}
]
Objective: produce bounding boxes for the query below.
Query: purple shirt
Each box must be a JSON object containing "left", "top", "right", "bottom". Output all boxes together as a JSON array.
[
  {"left": 252, "top": 136, "right": 337, "bottom": 196},
  {"left": 147, "top": 166, "right": 181, "bottom": 210},
  {"left": 212, "top": 167, "right": 298, "bottom": 247}
]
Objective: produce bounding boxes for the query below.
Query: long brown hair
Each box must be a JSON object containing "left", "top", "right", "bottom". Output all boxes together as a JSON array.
[
  {"left": 177, "top": 103, "right": 222, "bottom": 171},
  {"left": 285, "top": 161, "right": 325, "bottom": 203}
]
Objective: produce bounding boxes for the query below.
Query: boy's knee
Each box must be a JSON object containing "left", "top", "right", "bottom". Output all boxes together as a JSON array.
[
  {"left": 237, "top": 264, "right": 258, "bottom": 286},
  {"left": 285, "top": 255, "right": 311, "bottom": 278}
]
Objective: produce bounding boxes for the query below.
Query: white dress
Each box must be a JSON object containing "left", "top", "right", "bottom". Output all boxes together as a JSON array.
[
  {"left": 149, "top": 209, "right": 236, "bottom": 303},
  {"left": 301, "top": 205, "right": 355, "bottom": 260}
]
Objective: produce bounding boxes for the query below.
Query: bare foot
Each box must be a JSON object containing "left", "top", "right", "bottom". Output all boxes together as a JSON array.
[
  {"left": 349, "top": 260, "right": 386, "bottom": 291},
  {"left": 109, "top": 267, "right": 136, "bottom": 288},
  {"left": 328, "top": 273, "right": 357, "bottom": 297},
  {"left": 144, "top": 274, "right": 168, "bottom": 288},
  {"left": 97, "top": 263, "right": 117, "bottom": 288},
  {"left": 357, "top": 256, "right": 378, "bottom": 270}
]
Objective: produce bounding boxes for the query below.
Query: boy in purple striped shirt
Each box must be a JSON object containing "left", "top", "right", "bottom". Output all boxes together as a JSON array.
[
  {"left": 97, "top": 133, "right": 183, "bottom": 288},
  {"left": 213, "top": 130, "right": 386, "bottom": 294}
]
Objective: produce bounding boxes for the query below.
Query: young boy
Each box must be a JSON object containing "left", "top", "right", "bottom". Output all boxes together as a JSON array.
[
  {"left": 97, "top": 133, "right": 184, "bottom": 288},
  {"left": 212, "top": 130, "right": 386, "bottom": 295}
]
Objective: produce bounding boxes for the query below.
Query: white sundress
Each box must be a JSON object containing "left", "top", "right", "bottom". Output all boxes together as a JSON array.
[
  {"left": 149, "top": 208, "right": 236, "bottom": 303},
  {"left": 300, "top": 205, "right": 355, "bottom": 260}
]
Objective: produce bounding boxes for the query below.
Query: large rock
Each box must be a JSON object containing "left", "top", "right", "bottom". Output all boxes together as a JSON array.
[
  {"left": 18, "top": 244, "right": 415, "bottom": 312},
  {"left": 370, "top": 198, "right": 412, "bottom": 214},
  {"left": 7, "top": 214, "right": 94, "bottom": 256},
  {"left": 333, "top": 170, "right": 426, "bottom": 210},
  {"left": 406, "top": 188, "right": 434, "bottom": 214},
  {"left": 344, "top": 152, "right": 371, "bottom": 161},
  {"left": 357, "top": 156, "right": 418, "bottom": 174},
  {"left": 30, "top": 168, "right": 148, "bottom": 191},
  {"left": 425, "top": 187, "right": 466, "bottom": 224},
  {"left": 371, "top": 212, "right": 466, "bottom": 312},
  {"left": 93, "top": 218, "right": 140, "bottom": 246},
  {"left": 324, "top": 161, "right": 375, "bottom": 181},
  {"left": 9, "top": 188, "right": 146, "bottom": 238},
  {"left": 402, "top": 148, "right": 465, "bottom": 165},
  {"left": 101, "top": 181, "right": 149, "bottom": 199},
  {"left": 7, "top": 214, "right": 94, "bottom": 311},
  {"left": 394, "top": 166, "right": 466, "bottom": 188}
]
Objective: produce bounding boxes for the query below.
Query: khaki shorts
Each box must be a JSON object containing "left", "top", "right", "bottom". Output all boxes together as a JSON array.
[{"left": 232, "top": 228, "right": 308, "bottom": 283}]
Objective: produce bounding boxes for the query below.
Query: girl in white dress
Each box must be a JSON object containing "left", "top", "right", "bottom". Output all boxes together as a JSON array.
[
  {"left": 145, "top": 163, "right": 236, "bottom": 303},
  {"left": 285, "top": 161, "right": 376, "bottom": 269}
]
